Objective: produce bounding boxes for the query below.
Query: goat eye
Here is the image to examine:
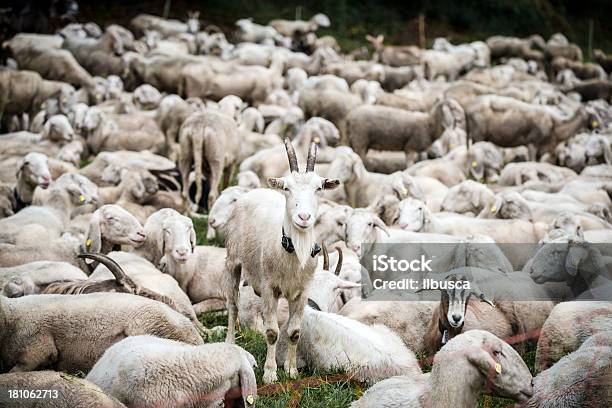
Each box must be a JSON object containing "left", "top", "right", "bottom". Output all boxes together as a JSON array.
[
  {"left": 336, "top": 220, "right": 344, "bottom": 226},
  {"left": 367, "top": 222, "right": 373, "bottom": 227}
]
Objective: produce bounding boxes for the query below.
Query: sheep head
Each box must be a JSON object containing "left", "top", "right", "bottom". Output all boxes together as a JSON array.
[
  {"left": 84, "top": 205, "right": 145, "bottom": 258},
  {"left": 143, "top": 209, "right": 196, "bottom": 265},
  {"left": 345, "top": 208, "right": 389, "bottom": 257},
  {"left": 17, "top": 152, "right": 51, "bottom": 190},
  {"left": 437, "top": 330, "right": 533, "bottom": 403},
  {"left": 397, "top": 197, "right": 428, "bottom": 232}
]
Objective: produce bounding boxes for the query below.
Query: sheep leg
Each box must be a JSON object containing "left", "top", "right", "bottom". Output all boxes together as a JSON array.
[
  {"left": 178, "top": 139, "right": 192, "bottom": 200},
  {"left": 225, "top": 261, "right": 241, "bottom": 344},
  {"left": 262, "top": 286, "right": 280, "bottom": 384},
  {"left": 193, "top": 299, "right": 227, "bottom": 314},
  {"left": 222, "top": 163, "right": 234, "bottom": 190},
  {"left": 192, "top": 134, "right": 206, "bottom": 211},
  {"left": 206, "top": 159, "right": 222, "bottom": 212},
  {"left": 284, "top": 293, "right": 306, "bottom": 379}
]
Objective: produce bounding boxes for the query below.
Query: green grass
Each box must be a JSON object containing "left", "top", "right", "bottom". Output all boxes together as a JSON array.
[{"left": 198, "top": 310, "right": 538, "bottom": 408}]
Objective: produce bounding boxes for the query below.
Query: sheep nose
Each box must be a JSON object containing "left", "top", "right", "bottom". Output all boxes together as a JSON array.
[
  {"left": 452, "top": 314, "right": 462, "bottom": 324},
  {"left": 175, "top": 249, "right": 188, "bottom": 258},
  {"left": 298, "top": 213, "right": 311, "bottom": 221},
  {"left": 400, "top": 223, "right": 408, "bottom": 229}
]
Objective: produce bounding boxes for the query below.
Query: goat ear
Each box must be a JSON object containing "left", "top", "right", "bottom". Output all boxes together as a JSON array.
[
  {"left": 267, "top": 177, "right": 285, "bottom": 190},
  {"left": 565, "top": 240, "right": 585, "bottom": 276},
  {"left": 85, "top": 211, "right": 103, "bottom": 260},
  {"left": 466, "top": 346, "right": 499, "bottom": 377},
  {"left": 323, "top": 178, "right": 340, "bottom": 190}
]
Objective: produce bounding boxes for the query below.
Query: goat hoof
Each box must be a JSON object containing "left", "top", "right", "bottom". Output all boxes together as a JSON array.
[
  {"left": 263, "top": 369, "right": 278, "bottom": 384},
  {"left": 288, "top": 366, "right": 299, "bottom": 379}
]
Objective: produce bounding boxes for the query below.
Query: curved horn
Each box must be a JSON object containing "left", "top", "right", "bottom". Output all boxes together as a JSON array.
[
  {"left": 334, "top": 246, "right": 343, "bottom": 276},
  {"left": 322, "top": 243, "right": 329, "bottom": 271},
  {"left": 306, "top": 138, "right": 317, "bottom": 172},
  {"left": 77, "top": 253, "right": 132, "bottom": 288},
  {"left": 284, "top": 137, "right": 299, "bottom": 173}
]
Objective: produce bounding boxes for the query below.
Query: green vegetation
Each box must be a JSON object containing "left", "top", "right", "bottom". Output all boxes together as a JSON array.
[
  {"left": 197, "top": 308, "right": 538, "bottom": 408},
  {"left": 85, "top": 0, "right": 612, "bottom": 55}
]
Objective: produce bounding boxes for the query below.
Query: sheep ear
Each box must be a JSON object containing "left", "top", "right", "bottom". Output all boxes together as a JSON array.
[
  {"left": 132, "top": 178, "right": 145, "bottom": 200},
  {"left": 85, "top": 211, "right": 103, "bottom": 260},
  {"left": 189, "top": 226, "right": 196, "bottom": 252},
  {"left": 488, "top": 195, "right": 502, "bottom": 215},
  {"left": 565, "top": 240, "right": 585, "bottom": 277},
  {"left": 466, "top": 346, "right": 499, "bottom": 377},
  {"left": 323, "top": 178, "right": 340, "bottom": 190},
  {"left": 373, "top": 216, "right": 390, "bottom": 237},
  {"left": 334, "top": 277, "right": 361, "bottom": 290},
  {"left": 267, "top": 177, "right": 285, "bottom": 190},
  {"left": 256, "top": 114, "right": 265, "bottom": 134}
]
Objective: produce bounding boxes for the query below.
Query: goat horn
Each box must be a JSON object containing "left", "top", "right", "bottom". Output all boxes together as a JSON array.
[
  {"left": 77, "top": 253, "right": 133, "bottom": 290},
  {"left": 306, "top": 138, "right": 317, "bottom": 172},
  {"left": 334, "top": 246, "right": 343, "bottom": 276},
  {"left": 284, "top": 137, "right": 299, "bottom": 173},
  {"left": 322, "top": 243, "right": 329, "bottom": 271}
]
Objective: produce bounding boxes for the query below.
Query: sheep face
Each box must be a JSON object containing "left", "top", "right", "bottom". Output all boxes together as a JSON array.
[
  {"left": 208, "top": 187, "right": 249, "bottom": 234},
  {"left": 133, "top": 85, "right": 162, "bottom": 110},
  {"left": 345, "top": 209, "right": 387, "bottom": 257},
  {"left": 325, "top": 148, "right": 359, "bottom": 184},
  {"left": 441, "top": 181, "right": 487, "bottom": 214},
  {"left": 494, "top": 192, "right": 533, "bottom": 221},
  {"left": 315, "top": 203, "right": 350, "bottom": 246},
  {"left": 397, "top": 198, "right": 426, "bottom": 232},
  {"left": 528, "top": 240, "right": 571, "bottom": 284},
  {"left": 44, "top": 115, "right": 75, "bottom": 142},
  {"left": 127, "top": 171, "right": 159, "bottom": 204},
  {"left": 19, "top": 152, "right": 51, "bottom": 189},
  {"left": 83, "top": 108, "right": 103, "bottom": 134},
  {"left": 3, "top": 276, "right": 36, "bottom": 297},
  {"left": 146, "top": 210, "right": 196, "bottom": 264},
  {"left": 306, "top": 270, "right": 360, "bottom": 313},
  {"left": 91, "top": 205, "right": 146, "bottom": 248}
]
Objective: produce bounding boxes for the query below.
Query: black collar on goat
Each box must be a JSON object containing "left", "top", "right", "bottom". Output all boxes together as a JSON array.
[{"left": 281, "top": 226, "right": 321, "bottom": 257}]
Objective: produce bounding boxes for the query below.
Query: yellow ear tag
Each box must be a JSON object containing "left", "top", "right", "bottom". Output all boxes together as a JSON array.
[
  {"left": 592, "top": 120, "right": 599, "bottom": 128},
  {"left": 96, "top": 94, "right": 102, "bottom": 100},
  {"left": 490, "top": 205, "right": 497, "bottom": 213},
  {"left": 246, "top": 394, "right": 255, "bottom": 405},
  {"left": 495, "top": 363, "right": 502, "bottom": 374},
  {"left": 314, "top": 136, "right": 321, "bottom": 143},
  {"left": 471, "top": 160, "right": 478, "bottom": 168},
  {"left": 79, "top": 195, "right": 86, "bottom": 203},
  {"left": 86, "top": 238, "right": 93, "bottom": 248},
  {"left": 402, "top": 187, "right": 408, "bottom": 195}
]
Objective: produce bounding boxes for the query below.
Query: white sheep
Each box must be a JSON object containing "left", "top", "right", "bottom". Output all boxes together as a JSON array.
[
  {"left": 0, "top": 292, "right": 202, "bottom": 373},
  {"left": 224, "top": 138, "right": 340, "bottom": 383},
  {"left": 86, "top": 335, "right": 256, "bottom": 408},
  {"left": 351, "top": 330, "right": 534, "bottom": 407}
]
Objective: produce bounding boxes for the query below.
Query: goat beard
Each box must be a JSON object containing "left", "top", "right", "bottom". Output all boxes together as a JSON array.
[{"left": 285, "top": 221, "right": 316, "bottom": 268}]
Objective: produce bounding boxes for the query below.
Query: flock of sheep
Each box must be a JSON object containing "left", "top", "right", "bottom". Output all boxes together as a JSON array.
[{"left": 0, "top": 8, "right": 611, "bottom": 408}]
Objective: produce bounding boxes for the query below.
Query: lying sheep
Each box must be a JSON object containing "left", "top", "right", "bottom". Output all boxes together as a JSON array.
[
  {"left": 351, "top": 330, "right": 534, "bottom": 407},
  {"left": 522, "top": 331, "right": 612, "bottom": 407},
  {"left": 178, "top": 110, "right": 240, "bottom": 211},
  {"left": 0, "top": 371, "right": 125, "bottom": 408},
  {"left": 0, "top": 292, "right": 202, "bottom": 373},
  {"left": 0, "top": 261, "right": 87, "bottom": 297},
  {"left": 498, "top": 162, "right": 577, "bottom": 186},
  {"left": 86, "top": 335, "right": 256, "bottom": 408},
  {"left": 534, "top": 301, "right": 612, "bottom": 372},
  {"left": 2, "top": 152, "right": 51, "bottom": 212},
  {"left": 440, "top": 180, "right": 495, "bottom": 216},
  {"left": 527, "top": 233, "right": 612, "bottom": 299},
  {"left": 397, "top": 197, "right": 548, "bottom": 243},
  {"left": 0, "top": 173, "right": 97, "bottom": 245},
  {"left": 99, "top": 170, "right": 159, "bottom": 224},
  {"left": 83, "top": 108, "right": 165, "bottom": 155},
  {"left": 0, "top": 204, "right": 145, "bottom": 271},
  {"left": 274, "top": 258, "right": 420, "bottom": 383}
]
